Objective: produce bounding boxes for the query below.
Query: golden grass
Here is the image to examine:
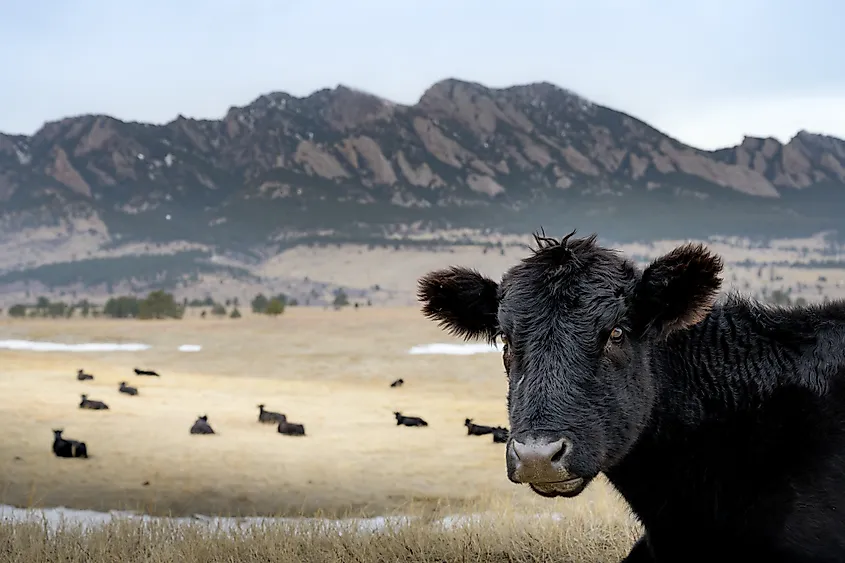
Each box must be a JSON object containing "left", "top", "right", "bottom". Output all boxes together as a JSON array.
[
  {"left": 0, "top": 497, "right": 639, "bottom": 563},
  {"left": 0, "top": 307, "right": 640, "bottom": 559}
]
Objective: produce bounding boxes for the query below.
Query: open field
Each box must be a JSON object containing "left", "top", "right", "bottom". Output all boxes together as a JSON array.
[
  {"left": 0, "top": 307, "right": 639, "bottom": 559},
  {"left": 3, "top": 232, "right": 845, "bottom": 309}
]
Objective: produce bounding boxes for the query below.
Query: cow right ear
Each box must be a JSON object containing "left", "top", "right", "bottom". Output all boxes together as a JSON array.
[{"left": 417, "top": 266, "right": 500, "bottom": 342}]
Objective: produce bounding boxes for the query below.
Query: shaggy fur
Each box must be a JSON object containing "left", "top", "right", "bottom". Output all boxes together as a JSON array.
[{"left": 417, "top": 230, "right": 845, "bottom": 562}]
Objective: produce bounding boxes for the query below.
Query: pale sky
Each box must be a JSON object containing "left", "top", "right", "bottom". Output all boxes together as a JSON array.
[{"left": 1, "top": 0, "right": 843, "bottom": 150}]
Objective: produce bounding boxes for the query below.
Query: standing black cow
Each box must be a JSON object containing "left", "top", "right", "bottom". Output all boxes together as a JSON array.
[{"left": 417, "top": 229, "right": 845, "bottom": 562}]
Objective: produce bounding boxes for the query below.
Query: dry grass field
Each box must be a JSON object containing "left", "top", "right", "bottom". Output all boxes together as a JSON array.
[
  {"left": 0, "top": 504, "right": 639, "bottom": 563},
  {"left": 0, "top": 307, "right": 640, "bottom": 561}
]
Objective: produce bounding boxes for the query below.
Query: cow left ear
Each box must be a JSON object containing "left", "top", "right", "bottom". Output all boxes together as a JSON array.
[
  {"left": 632, "top": 243, "right": 723, "bottom": 338},
  {"left": 417, "top": 266, "right": 500, "bottom": 342}
]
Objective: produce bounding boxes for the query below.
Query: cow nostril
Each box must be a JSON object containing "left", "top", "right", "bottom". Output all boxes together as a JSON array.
[{"left": 550, "top": 440, "right": 567, "bottom": 464}]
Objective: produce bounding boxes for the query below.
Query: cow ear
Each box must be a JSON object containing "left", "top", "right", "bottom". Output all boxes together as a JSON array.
[
  {"left": 417, "top": 266, "right": 500, "bottom": 342},
  {"left": 632, "top": 243, "right": 723, "bottom": 338}
]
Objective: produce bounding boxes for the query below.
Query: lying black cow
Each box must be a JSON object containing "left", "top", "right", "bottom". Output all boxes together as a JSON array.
[
  {"left": 277, "top": 420, "right": 306, "bottom": 436},
  {"left": 119, "top": 381, "right": 139, "bottom": 396},
  {"left": 79, "top": 394, "right": 109, "bottom": 410},
  {"left": 76, "top": 369, "right": 94, "bottom": 381},
  {"left": 491, "top": 426, "right": 509, "bottom": 443},
  {"left": 190, "top": 415, "right": 215, "bottom": 435},
  {"left": 134, "top": 368, "right": 160, "bottom": 377},
  {"left": 52, "top": 429, "right": 88, "bottom": 458},
  {"left": 418, "top": 229, "right": 845, "bottom": 562},
  {"left": 394, "top": 411, "right": 428, "bottom": 427},
  {"left": 390, "top": 378, "right": 404, "bottom": 388},
  {"left": 258, "top": 404, "right": 286, "bottom": 424},
  {"left": 465, "top": 418, "right": 496, "bottom": 436}
]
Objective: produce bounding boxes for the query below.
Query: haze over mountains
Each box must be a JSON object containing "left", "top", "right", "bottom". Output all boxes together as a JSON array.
[{"left": 1, "top": 77, "right": 844, "bottom": 303}]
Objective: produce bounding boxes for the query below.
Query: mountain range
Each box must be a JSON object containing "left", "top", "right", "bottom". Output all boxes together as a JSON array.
[{"left": 1, "top": 77, "right": 844, "bottom": 300}]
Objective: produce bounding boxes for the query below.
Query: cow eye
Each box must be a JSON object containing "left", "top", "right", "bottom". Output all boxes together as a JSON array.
[
  {"left": 609, "top": 327, "right": 624, "bottom": 343},
  {"left": 499, "top": 334, "right": 508, "bottom": 347}
]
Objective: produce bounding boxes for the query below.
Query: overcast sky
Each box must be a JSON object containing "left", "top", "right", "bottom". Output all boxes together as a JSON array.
[{"left": 1, "top": 0, "right": 843, "bottom": 150}]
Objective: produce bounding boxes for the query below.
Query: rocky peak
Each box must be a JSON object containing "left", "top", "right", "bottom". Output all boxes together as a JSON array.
[
  {"left": 1, "top": 76, "right": 844, "bottom": 250},
  {"left": 306, "top": 85, "right": 397, "bottom": 132}
]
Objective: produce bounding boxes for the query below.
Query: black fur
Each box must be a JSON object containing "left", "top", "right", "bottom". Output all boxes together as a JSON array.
[
  {"left": 491, "top": 426, "right": 509, "bottom": 443},
  {"left": 52, "top": 429, "right": 88, "bottom": 458},
  {"left": 417, "top": 229, "right": 845, "bottom": 562},
  {"left": 190, "top": 415, "right": 215, "bottom": 434},
  {"left": 76, "top": 369, "right": 94, "bottom": 381},
  {"left": 118, "top": 381, "right": 139, "bottom": 396},
  {"left": 258, "top": 404, "right": 286, "bottom": 424},
  {"left": 417, "top": 265, "right": 500, "bottom": 343},
  {"left": 465, "top": 418, "right": 496, "bottom": 436},
  {"left": 394, "top": 412, "right": 428, "bottom": 427},
  {"left": 277, "top": 420, "right": 306, "bottom": 436},
  {"left": 79, "top": 394, "right": 109, "bottom": 410}
]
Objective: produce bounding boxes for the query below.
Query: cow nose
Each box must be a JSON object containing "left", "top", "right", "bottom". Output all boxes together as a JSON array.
[{"left": 508, "top": 437, "right": 569, "bottom": 483}]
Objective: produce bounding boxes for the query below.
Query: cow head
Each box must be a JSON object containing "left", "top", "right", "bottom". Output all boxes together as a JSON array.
[{"left": 417, "top": 230, "right": 722, "bottom": 498}]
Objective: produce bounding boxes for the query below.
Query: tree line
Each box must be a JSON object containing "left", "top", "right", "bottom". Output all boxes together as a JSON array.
[{"left": 3, "top": 288, "right": 355, "bottom": 319}]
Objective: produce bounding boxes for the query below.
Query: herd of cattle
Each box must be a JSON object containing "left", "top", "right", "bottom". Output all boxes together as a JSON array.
[{"left": 51, "top": 372, "right": 510, "bottom": 459}]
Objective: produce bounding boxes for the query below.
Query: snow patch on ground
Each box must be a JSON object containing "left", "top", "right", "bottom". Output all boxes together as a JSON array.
[{"left": 407, "top": 342, "right": 502, "bottom": 355}]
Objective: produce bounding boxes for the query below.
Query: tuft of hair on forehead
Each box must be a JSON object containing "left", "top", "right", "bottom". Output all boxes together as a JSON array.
[{"left": 523, "top": 228, "right": 603, "bottom": 271}]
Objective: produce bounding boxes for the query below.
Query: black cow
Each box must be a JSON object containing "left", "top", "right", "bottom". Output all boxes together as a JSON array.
[
  {"left": 76, "top": 369, "right": 94, "bottom": 381},
  {"left": 52, "top": 429, "right": 88, "bottom": 458},
  {"left": 394, "top": 411, "right": 428, "bottom": 427},
  {"left": 464, "top": 418, "right": 496, "bottom": 436},
  {"left": 390, "top": 378, "right": 404, "bottom": 388},
  {"left": 134, "top": 368, "right": 160, "bottom": 377},
  {"left": 190, "top": 415, "right": 215, "bottom": 435},
  {"left": 79, "top": 394, "right": 109, "bottom": 410},
  {"left": 491, "top": 426, "right": 509, "bottom": 443},
  {"left": 119, "top": 381, "right": 139, "bottom": 396},
  {"left": 277, "top": 420, "right": 306, "bottom": 436},
  {"left": 257, "top": 404, "right": 286, "bottom": 424},
  {"left": 417, "top": 229, "right": 845, "bottom": 562}
]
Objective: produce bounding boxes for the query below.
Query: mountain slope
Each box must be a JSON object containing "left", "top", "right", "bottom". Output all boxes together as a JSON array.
[{"left": 2, "top": 78, "right": 845, "bottom": 266}]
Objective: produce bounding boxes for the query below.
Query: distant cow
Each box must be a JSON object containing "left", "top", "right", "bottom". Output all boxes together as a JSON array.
[
  {"left": 257, "top": 404, "right": 286, "bottom": 424},
  {"left": 190, "top": 415, "right": 215, "bottom": 435},
  {"left": 394, "top": 411, "right": 428, "bottom": 427},
  {"left": 491, "top": 426, "right": 509, "bottom": 443},
  {"left": 390, "top": 378, "right": 404, "bottom": 388},
  {"left": 277, "top": 420, "right": 306, "bottom": 436},
  {"left": 417, "top": 229, "right": 845, "bottom": 560},
  {"left": 76, "top": 369, "right": 94, "bottom": 381},
  {"left": 134, "top": 368, "right": 160, "bottom": 377},
  {"left": 52, "top": 429, "right": 88, "bottom": 458},
  {"left": 464, "top": 418, "right": 496, "bottom": 436},
  {"left": 119, "top": 381, "right": 139, "bottom": 396},
  {"left": 79, "top": 394, "right": 109, "bottom": 410}
]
